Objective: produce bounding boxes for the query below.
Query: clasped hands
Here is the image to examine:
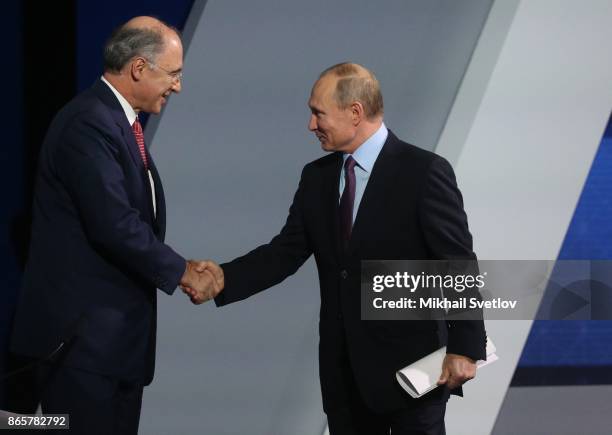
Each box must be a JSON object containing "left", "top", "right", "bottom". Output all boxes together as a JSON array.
[{"left": 179, "top": 259, "right": 224, "bottom": 304}]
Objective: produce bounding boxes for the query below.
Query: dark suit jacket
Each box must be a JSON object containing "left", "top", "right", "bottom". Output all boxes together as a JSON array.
[
  {"left": 215, "top": 131, "right": 486, "bottom": 413},
  {"left": 10, "top": 80, "right": 186, "bottom": 385}
]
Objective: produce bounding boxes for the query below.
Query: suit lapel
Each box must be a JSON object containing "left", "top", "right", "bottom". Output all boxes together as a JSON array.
[
  {"left": 92, "top": 80, "right": 144, "bottom": 171},
  {"left": 91, "top": 80, "right": 157, "bottom": 225},
  {"left": 121, "top": 124, "right": 146, "bottom": 172},
  {"left": 348, "top": 132, "right": 401, "bottom": 253},
  {"left": 323, "top": 153, "right": 344, "bottom": 260},
  {"left": 117, "top": 119, "right": 157, "bottom": 225},
  {"left": 148, "top": 157, "right": 166, "bottom": 239}
]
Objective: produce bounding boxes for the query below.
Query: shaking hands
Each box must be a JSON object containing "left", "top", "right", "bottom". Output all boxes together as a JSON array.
[{"left": 179, "top": 259, "right": 225, "bottom": 304}]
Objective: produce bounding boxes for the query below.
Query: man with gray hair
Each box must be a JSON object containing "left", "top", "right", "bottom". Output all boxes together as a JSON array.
[
  {"left": 10, "top": 16, "right": 220, "bottom": 434},
  {"left": 190, "top": 62, "right": 486, "bottom": 434}
]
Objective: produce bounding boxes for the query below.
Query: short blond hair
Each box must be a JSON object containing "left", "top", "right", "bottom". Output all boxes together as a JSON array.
[{"left": 319, "top": 62, "right": 384, "bottom": 119}]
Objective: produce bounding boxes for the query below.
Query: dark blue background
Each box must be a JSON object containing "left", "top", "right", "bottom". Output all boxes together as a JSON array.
[{"left": 517, "top": 115, "right": 612, "bottom": 369}]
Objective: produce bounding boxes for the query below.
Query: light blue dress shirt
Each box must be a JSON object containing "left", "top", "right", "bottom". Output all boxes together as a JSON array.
[{"left": 339, "top": 123, "right": 388, "bottom": 223}]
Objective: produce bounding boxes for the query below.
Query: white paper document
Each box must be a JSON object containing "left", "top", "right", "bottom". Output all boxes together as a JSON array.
[{"left": 396, "top": 337, "right": 497, "bottom": 399}]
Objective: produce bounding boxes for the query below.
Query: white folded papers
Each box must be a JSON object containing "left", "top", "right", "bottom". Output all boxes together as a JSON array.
[{"left": 396, "top": 337, "right": 497, "bottom": 398}]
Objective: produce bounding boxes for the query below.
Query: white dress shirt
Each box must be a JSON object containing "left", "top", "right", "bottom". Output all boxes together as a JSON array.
[{"left": 339, "top": 123, "right": 388, "bottom": 223}]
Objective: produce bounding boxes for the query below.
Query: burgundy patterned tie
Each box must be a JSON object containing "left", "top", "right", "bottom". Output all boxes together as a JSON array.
[
  {"left": 131, "top": 117, "right": 149, "bottom": 169},
  {"left": 339, "top": 156, "right": 357, "bottom": 244}
]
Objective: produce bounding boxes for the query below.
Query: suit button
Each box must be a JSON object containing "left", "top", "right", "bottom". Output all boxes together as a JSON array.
[
  {"left": 340, "top": 270, "right": 348, "bottom": 279},
  {"left": 337, "top": 313, "right": 343, "bottom": 320}
]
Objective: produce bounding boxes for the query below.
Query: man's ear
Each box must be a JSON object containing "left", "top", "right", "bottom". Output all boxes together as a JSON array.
[
  {"left": 351, "top": 101, "right": 365, "bottom": 126},
  {"left": 130, "top": 57, "right": 147, "bottom": 81}
]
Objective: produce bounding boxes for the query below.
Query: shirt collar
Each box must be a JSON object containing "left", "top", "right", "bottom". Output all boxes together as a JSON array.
[
  {"left": 343, "top": 122, "right": 388, "bottom": 172},
  {"left": 101, "top": 75, "right": 138, "bottom": 126}
]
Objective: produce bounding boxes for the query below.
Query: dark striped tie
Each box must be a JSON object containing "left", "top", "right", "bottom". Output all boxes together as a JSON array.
[{"left": 339, "top": 155, "right": 357, "bottom": 245}]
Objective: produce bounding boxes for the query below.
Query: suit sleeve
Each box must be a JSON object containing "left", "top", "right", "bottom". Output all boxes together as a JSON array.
[
  {"left": 54, "top": 115, "right": 186, "bottom": 294},
  {"left": 215, "top": 167, "right": 313, "bottom": 306},
  {"left": 419, "top": 156, "right": 487, "bottom": 361}
]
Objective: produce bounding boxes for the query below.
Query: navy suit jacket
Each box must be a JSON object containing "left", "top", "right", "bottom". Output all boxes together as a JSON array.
[
  {"left": 11, "top": 80, "right": 186, "bottom": 385},
  {"left": 216, "top": 132, "right": 487, "bottom": 413}
]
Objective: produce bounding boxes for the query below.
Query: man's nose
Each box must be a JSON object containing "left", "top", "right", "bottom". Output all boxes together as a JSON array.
[
  {"left": 308, "top": 114, "right": 317, "bottom": 131},
  {"left": 172, "top": 79, "right": 182, "bottom": 93}
]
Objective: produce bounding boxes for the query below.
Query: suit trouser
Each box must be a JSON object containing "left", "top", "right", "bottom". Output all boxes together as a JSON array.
[
  {"left": 327, "top": 396, "right": 446, "bottom": 435},
  {"left": 325, "top": 331, "right": 447, "bottom": 435},
  {"left": 38, "top": 362, "right": 143, "bottom": 435}
]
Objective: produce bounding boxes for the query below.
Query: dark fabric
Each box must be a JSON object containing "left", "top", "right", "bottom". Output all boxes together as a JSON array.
[
  {"left": 389, "top": 403, "right": 447, "bottom": 435},
  {"left": 39, "top": 363, "right": 143, "bottom": 435},
  {"left": 327, "top": 397, "right": 446, "bottom": 435},
  {"left": 216, "top": 131, "right": 486, "bottom": 414},
  {"left": 5, "top": 354, "right": 40, "bottom": 415},
  {"left": 325, "top": 323, "right": 448, "bottom": 435},
  {"left": 10, "top": 79, "right": 186, "bottom": 386}
]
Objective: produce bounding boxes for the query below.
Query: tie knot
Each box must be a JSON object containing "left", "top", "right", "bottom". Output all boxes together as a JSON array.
[
  {"left": 344, "top": 155, "right": 357, "bottom": 172},
  {"left": 132, "top": 118, "right": 143, "bottom": 134}
]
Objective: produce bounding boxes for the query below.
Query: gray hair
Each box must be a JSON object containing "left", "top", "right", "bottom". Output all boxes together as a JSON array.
[
  {"left": 103, "top": 26, "right": 165, "bottom": 72},
  {"left": 319, "top": 62, "right": 384, "bottom": 120}
]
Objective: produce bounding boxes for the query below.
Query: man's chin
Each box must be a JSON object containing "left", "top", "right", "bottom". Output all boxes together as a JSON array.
[
  {"left": 148, "top": 99, "right": 167, "bottom": 114},
  {"left": 320, "top": 142, "right": 333, "bottom": 151},
  {"left": 149, "top": 105, "right": 162, "bottom": 115}
]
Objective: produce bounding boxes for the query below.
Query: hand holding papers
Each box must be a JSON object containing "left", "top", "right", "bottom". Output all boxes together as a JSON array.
[{"left": 396, "top": 337, "right": 497, "bottom": 398}]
